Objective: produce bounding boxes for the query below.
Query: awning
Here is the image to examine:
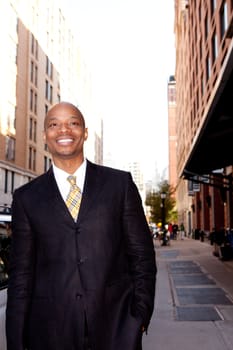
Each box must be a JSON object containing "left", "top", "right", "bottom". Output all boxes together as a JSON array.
[{"left": 183, "top": 40, "right": 233, "bottom": 176}]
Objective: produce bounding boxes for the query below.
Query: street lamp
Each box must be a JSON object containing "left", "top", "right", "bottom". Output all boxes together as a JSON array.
[{"left": 160, "top": 192, "right": 167, "bottom": 246}]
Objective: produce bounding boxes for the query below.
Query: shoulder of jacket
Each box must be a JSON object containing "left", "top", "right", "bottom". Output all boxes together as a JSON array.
[
  {"left": 87, "top": 159, "right": 130, "bottom": 178},
  {"left": 14, "top": 170, "right": 50, "bottom": 195}
]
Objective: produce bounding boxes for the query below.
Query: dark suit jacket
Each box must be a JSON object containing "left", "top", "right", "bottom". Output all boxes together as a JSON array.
[{"left": 6, "top": 160, "right": 156, "bottom": 350}]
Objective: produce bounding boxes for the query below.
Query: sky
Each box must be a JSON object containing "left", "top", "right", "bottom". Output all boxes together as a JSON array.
[{"left": 64, "top": 0, "right": 176, "bottom": 181}]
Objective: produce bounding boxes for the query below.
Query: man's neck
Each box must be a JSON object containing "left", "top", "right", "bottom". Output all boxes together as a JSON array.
[{"left": 53, "top": 157, "right": 84, "bottom": 174}]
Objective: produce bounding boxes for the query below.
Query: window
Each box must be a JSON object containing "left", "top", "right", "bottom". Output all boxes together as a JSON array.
[
  {"left": 206, "top": 54, "right": 211, "bottom": 82},
  {"left": 4, "top": 170, "right": 8, "bottom": 194},
  {"left": 211, "top": 0, "right": 217, "bottom": 16},
  {"left": 29, "top": 147, "right": 36, "bottom": 171},
  {"left": 45, "top": 80, "right": 49, "bottom": 100},
  {"left": 44, "top": 156, "right": 51, "bottom": 172},
  {"left": 33, "top": 149, "right": 36, "bottom": 171},
  {"left": 45, "top": 104, "right": 49, "bottom": 115},
  {"left": 29, "top": 117, "right": 33, "bottom": 140},
  {"left": 31, "top": 34, "right": 35, "bottom": 55},
  {"left": 29, "top": 147, "right": 32, "bottom": 169},
  {"left": 30, "top": 61, "right": 34, "bottom": 82},
  {"left": 198, "top": 4, "right": 201, "bottom": 21},
  {"left": 204, "top": 14, "right": 209, "bottom": 40},
  {"left": 30, "top": 89, "right": 37, "bottom": 114},
  {"left": 11, "top": 172, "right": 14, "bottom": 194},
  {"left": 29, "top": 118, "right": 37, "bottom": 142},
  {"left": 49, "top": 85, "right": 53, "bottom": 103},
  {"left": 30, "top": 89, "right": 33, "bottom": 111},
  {"left": 31, "top": 61, "right": 38, "bottom": 86},
  {"left": 35, "top": 40, "right": 38, "bottom": 59},
  {"left": 35, "top": 65, "right": 38, "bottom": 86},
  {"left": 29, "top": 147, "right": 36, "bottom": 170},
  {"left": 31, "top": 34, "right": 38, "bottom": 59},
  {"left": 34, "top": 93, "right": 37, "bottom": 114},
  {"left": 199, "top": 39, "right": 202, "bottom": 62},
  {"left": 5, "top": 136, "right": 15, "bottom": 161},
  {"left": 220, "top": 2, "right": 228, "bottom": 39},
  {"left": 211, "top": 30, "right": 218, "bottom": 63},
  {"left": 46, "top": 56, "right": 53, "bottom": 79},
  {"left": 34, "top": 120, "right": 37, "bottom": 142},
  {"left": 45, "top": 80, "right": 53, "bottom": 103},
  {"left": 201, "top": 74, "right": 205, "bottom": 96}
]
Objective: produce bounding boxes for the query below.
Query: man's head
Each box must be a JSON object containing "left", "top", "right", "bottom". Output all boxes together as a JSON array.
[{"left": 44, "top": 102, "right": 88, "bottom": 167}]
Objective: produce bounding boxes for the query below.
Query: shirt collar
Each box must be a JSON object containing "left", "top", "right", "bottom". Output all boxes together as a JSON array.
[{"left": 52, "top": 158, "right": 87, "bottom": 192}]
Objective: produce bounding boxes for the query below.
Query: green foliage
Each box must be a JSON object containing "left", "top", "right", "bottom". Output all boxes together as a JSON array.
[{"left": 145, "top": 180, "right": 177, "bottom": 224}]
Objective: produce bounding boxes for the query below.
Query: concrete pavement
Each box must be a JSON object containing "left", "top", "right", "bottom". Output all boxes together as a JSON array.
[{"left": 142, "top": 237, "right": 233, "bottom": 350}]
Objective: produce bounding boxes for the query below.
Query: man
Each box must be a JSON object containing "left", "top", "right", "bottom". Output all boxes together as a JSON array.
[{"left": 6, "top": 102, "right": 156, "bottom": 350}]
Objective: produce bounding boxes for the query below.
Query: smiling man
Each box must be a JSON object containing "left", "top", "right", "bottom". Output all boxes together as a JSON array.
[
  {"left": 6, "top": 101, "right": 156, "bottom": 350},
  {"left": 44, "top": 103, "right": 88, "bottom": 169}
]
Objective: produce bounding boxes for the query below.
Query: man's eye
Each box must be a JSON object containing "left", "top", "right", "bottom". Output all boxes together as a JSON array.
[
  {"left": 48, "top": 123, "right": 58, "bottom": 128},
  {"left": 69, "top": 121, "right": 80, "bottom": 127}
]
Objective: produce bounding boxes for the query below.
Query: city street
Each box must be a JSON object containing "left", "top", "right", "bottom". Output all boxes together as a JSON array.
[{"left": 142, "top": 237, "right": 233, "bottom": 350}]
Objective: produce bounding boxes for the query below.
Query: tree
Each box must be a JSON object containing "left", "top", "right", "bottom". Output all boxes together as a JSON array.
[{"left": 145, "top": 180, "right": 177, "bottom": 225}]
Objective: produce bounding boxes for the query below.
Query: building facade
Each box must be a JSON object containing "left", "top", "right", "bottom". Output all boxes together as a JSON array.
[
  {"left": 174, "top": 0, "right": 233, "bottom": 234},
  {"left": 0, "top": 0, "right": 103, "bottom": 208},
  {"left": 167, "top": 75, "right": 177, "bottom": 193}
]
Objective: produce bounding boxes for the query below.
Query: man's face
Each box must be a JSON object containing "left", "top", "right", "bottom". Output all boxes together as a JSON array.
[{"left": 44, "top": 104, "right": 88, "bottom": 162}]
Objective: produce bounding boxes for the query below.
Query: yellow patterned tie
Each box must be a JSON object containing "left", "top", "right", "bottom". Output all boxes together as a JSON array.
[{"left": 65, "top": 176, "right": 82, "bottom": 220}]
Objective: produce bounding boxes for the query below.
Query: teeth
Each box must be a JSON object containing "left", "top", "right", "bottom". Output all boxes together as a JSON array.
[{"left": 57, "top": 139, "right": 73, "bottom": 143}]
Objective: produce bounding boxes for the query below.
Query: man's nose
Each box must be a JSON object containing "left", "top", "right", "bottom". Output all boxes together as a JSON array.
[{"left": 59, "top": 122, "right": 71, "bottom": 132}]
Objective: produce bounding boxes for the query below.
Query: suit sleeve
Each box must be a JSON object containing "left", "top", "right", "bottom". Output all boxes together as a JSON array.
[
  {"left": 123, "top": 173, "right": 157, "bottom": 329},
  {"left": 6, "top": 190, "right": 35, "bottom": 350}
]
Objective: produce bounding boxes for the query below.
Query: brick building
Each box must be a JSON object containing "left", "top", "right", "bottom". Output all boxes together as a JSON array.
[{"left": 174, "top": 0, "right": 233, "bottom": 234}]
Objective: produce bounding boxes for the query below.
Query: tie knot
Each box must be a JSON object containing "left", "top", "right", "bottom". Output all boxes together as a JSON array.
[{"left": 67, "top": 175, "right": 77, "bottom": 186}]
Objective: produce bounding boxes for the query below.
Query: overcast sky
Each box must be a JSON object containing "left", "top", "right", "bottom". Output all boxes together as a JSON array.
[{"left": 64, "top": 0, "right": 175, "bottom": 181}]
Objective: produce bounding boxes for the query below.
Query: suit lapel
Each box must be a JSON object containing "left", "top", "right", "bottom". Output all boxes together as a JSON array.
[
  {"left": 77, "top": 161, "right": 100, "bottom": 222},
  {"left": 45, "top": 167, "right": 75, "bottom": 223},
  {"left": 45, "top": 162, "right": 101, "bottom": 224}
]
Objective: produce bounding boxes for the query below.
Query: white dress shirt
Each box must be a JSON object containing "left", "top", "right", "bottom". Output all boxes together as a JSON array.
[{"left": 52, "top": 159, "right": 87, "bottom": 202}]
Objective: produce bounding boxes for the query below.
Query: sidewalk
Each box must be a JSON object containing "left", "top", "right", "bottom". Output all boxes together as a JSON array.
[{"left": 142, "top": 237, "right": 233, "bottom": 350}]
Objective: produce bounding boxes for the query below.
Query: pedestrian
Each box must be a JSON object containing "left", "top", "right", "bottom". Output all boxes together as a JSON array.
[
  {"left": 172, "top": 223, "right": 178, "bottom": 240},
  {"left": 168, "top": 222, "right": 173, "bottom": 239},
  {"left": 179, "top": 222, "right": 185, "bottom": 240},
  {"left": 6, "top": 102, "right": 157, "bottom": 350}
]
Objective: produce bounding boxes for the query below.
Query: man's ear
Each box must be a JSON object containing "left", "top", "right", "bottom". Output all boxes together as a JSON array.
[
  {"left": 43, "top": 131, "right": 47, "bottom": 145},
  {"left": 84, "top": 128, "right": 88, "bottom": 141}
]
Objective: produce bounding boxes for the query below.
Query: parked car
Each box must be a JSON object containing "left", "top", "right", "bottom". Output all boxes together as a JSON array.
[{"left": 0, "top": 206, "right": 12, "bottom": 350}]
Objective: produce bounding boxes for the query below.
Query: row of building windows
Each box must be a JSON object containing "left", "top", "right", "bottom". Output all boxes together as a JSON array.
[
  {"left": 30, "top": 35, "right": 55, "bottom": 111},
  {"left": 189, "top": 0, "right": 231, "bottom": 131},
  {"left": 30, "top": 77, "right": 54, "bottom": 111},
  {"left": 4, "top": 141, "right": 51, "bottom": 173}
]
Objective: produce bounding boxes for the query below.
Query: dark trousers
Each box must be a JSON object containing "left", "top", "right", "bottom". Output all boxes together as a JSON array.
[
  {"left": 84, "top": 315, "right": 91, "bottom": 350},
  {"left": 84, "top": 337, "right": 91, "bottom": 350}
]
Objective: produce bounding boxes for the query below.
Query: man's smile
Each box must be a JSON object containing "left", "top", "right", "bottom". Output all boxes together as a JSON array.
[{"left": 57, "top": 138, "right": 74, "bottom": 144}]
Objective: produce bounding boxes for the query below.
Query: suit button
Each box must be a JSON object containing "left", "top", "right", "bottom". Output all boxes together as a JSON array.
[
  {"left": 78, "top": 257, "right": 86, "bottom": 265},
  {"left": 76, "top": 293, "right": 82, "bottom": 299}
]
